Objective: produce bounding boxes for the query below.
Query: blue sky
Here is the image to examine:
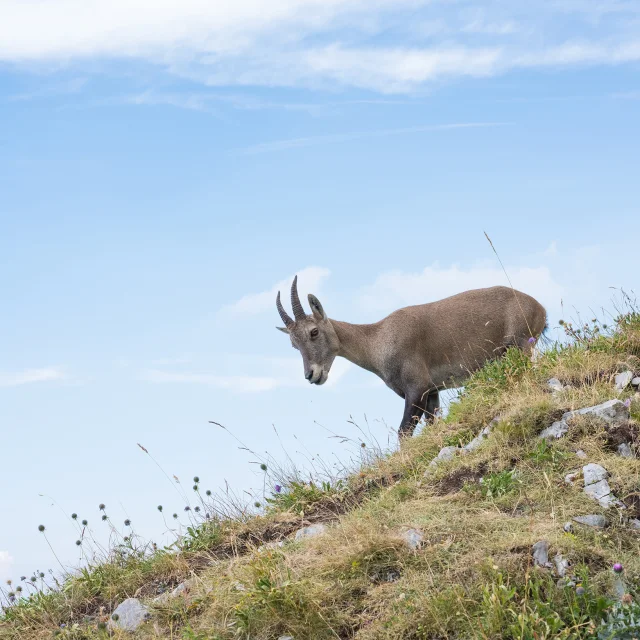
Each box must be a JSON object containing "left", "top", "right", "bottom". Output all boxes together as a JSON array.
[{"left": 1, "top": 0, "right": 639, "bottom": 585}]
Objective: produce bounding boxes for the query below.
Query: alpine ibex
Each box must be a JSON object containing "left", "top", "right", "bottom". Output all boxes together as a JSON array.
[{"left": 276, "top": 276, "right": 547, "bottom": 437}]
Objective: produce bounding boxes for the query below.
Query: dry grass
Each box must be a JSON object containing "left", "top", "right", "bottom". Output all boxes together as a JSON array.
[{"left": 2, "top": 311, "right": 640, "bottom": 639}]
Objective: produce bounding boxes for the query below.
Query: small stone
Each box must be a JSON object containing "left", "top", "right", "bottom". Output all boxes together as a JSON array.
[
  {"left": 294, "top": 524, "right": 326, "bottom": 541},
  {"left": 548, "top": 378, "right": 564, "bottom": 392},
  {"left": 575, "top": 449, "right": 588, "bottom": 459},
  {"left": 583, "top": 463, "right": 608, "bottom": 486},
  {"left": 563, "top": 521, "right": 574, "bottom": 533},
  {"left": 278, "top": 636, "right": 294, "bottom": 640},
  {"left": 557, "top": 578, "right": 576, "bottom": 589},
  {"left": 617, "top": 443, "right": 634, "bottom": 458},
  {"left": 631, "top": 377, "right": 640, "bottom": 388},
  {"left": 554, "top": 553, "right": 570, "bottom": 578},
  {"left": 628, "top": 519, "right": 640, "bottom": 530},
  {"left": 108, "top": 599, "right": 150, "bottom": 632},
  {"left": 572, "top": 514, "right": 608, "bottom": 528},
  {"left": 532, "top": 540, "right": 550, "bottom": 567},
  {"left": 401, "top": 528, "right": 423, "bottom": 550},
  {"left": 615, "top": 371, "right": 634, "bottom": 391},
  {"left": 584, "top": 479, "right": 625, "bottom": 509},
  {"left": 429, "top": 446, "right": 459, "bottom": 467},
  {"left": 565, "top": 471, "right": 580, "bottom": 485},
  {"left": 257, "top": 540, "right": 285, "bottom": 552},
  {"left": 463, "top": 426, "right": 492, "bottom": 452}
]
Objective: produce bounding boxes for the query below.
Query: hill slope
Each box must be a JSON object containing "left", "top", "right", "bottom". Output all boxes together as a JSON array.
[{"left": 2, "top": 310, "right": 640, "bottom": 640}]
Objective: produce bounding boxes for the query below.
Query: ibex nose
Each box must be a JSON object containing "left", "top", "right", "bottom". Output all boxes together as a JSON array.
[{"left": 305, "top": 369, "right": 314, "bottom": 381}]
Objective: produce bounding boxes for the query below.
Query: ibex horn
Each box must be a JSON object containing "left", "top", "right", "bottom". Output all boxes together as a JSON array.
[
  {"left": 290, "top": 275, "right": 306, "bottom": 321},
  {"left": 276, "top": 291, "right": 294, "bottom": 327}
]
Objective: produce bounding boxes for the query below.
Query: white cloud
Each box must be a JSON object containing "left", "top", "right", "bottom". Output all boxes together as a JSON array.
[
  {"left": 0, "top": 551, "right": 13, "bottom": 582},
  {"left": 1, "top": 1, "right": 640, "bottom": 92},
  {"left": 0, "top": 367, "right": 66, "bottom": 388},
  {"left": 222, "top": 267, "right": 330, "bottom": 316},
  {"left": 237, "top": 121, "right": 508, "bottom": 154},
  {"left": 357, "top": 263, "right": 564, "bottom": 316}
]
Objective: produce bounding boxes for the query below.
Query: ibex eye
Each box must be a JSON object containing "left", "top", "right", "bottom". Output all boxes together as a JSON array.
[{"left": 310, "top": 328, "right": 319, "bottom": 338}]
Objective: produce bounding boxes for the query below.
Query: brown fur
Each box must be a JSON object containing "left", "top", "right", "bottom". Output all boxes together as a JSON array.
[{"left": 277, "top": 281, "right": 547, "bottom": 438}]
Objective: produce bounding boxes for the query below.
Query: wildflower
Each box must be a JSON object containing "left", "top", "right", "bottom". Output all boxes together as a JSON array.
[
  {"left": 193, "top": 484, "right": 198, "bottom": 491},
  {"left": 206, "top": 490, "right": 212, "bottom": 496},
  {"left": 76, "top": 540, "right": 82, "bottom": 546},
  {"left": 16, "top": 586, "right": 22, "bottom": 593},
  {"left": 30, "top": 576, "right": 36, "bottom": 582},
  {"left": 38, "top": 525, "right": 45, "bottom": 532},
  {"left": 194, "top": 506, "right": 200, "bottom": 512},
  {"left": 101, "top": 515, "right": 107, "bottom": 521},
  {"left": 623, "top": 398, "right": 631, "bottom": 408},
  {"left": 576, "top": 586, "right": 585, "bottom": 596},
  {"left": 82, "top": 519, "right": 88, "bottom": 526},
  {"left": 254, "top": 501, "right": 261, "bottom": 508},
  {"left": 71, "top": 513, "right": 77, "bottom": 520},
  {"left": 99, "top": 504, "right": 105, "bottom": 511},
  {"left": 528, "top": 337, "right": 536, "bottom": 344},
  {"left": 39, "top": 572, "right": 45, "bottom": 578},
  {"left": 260, "top": 463, "right": 267, "bottom": 471},
  {"left": 193, "top": 476, "right": 200, "bottom": 483},
  {"left": 111, "top": 614, "right": 120, "bottom": 621},
  {"left": 274, "top": 484, "right": 282, "bottom": 493},
  {"left": 173, "top": 513, "right": 178, "bottom": 519},
  {"left": 157, "top": 505, "right": 163, "bottom": 512},
  {"left": 184, "top": 506, "right": 191, "bottom": 512},
  {"left": 124, "top": 519, "right": 131, "bottom": 526},
  {"left": 60, "top": 623, "right": 66, "bottom": 629},
  {"left": 613, "top": 563, "right": 624, "bottom": 574},
  {"left": 97, "top": 622, "right": 107, "bottom": 630}
]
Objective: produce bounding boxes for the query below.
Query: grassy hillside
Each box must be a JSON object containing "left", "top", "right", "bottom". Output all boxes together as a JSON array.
[{"left": 2, "top": 307, "right": 640, "bottom": 640}]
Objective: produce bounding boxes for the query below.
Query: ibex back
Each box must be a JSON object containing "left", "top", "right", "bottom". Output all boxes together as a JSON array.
[{"left": 276, "top": 277, "right": 547, "bottom": 438}]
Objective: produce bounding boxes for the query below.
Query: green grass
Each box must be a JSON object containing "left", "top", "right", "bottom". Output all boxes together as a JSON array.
[{"left": 2, "top": 308, "right": 640, "bottom": 639}]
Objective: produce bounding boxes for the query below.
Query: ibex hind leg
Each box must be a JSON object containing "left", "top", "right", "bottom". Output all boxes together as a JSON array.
[{"left": 424, "top": 390, "right": 440, "bottom": 423}]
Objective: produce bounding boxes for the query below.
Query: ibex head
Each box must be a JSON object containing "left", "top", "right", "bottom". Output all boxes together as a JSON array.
[{"left": 276, "top": 276, "right": 339, "bottom": 385}]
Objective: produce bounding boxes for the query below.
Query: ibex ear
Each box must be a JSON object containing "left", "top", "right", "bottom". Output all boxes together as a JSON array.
[
  {"left": 276, "top": 326, "right": 290, "bottom": 334},
  {"left": 308, "top": 294, "right": 327, "bottom": 321}
]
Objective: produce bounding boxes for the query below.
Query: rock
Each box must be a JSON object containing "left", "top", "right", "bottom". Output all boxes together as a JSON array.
[
  {"left": 548, "top": 378, "right": 565, "bottom": 392},
  {"left": 629, "top": 519, "right": 640, "bottom": 530},
  {"left": 583, "top": 463, "right": 608, "bottom": 485},
  {"left": 554, "top": 553, "right": 570, "bottom": 578},
  {"left": 632, "top": 377, "right": 640, "bottom": 388},
  {"left": 429, "top": 446, "right": 459, "bottom": 467},
  {"left": 153, "top": 579, "right": 196, "bottom": 604},
  {"left": 582, "top": 463, "right": 625, "bottom": 509},
  {"left": 557, "top": 578, "right": 576, "bottom": 589},
  {"left": 617, "top": 442, "right": 634, "bottom": 458},
  {"left": 401, "top": 528, "right": 423, "bottom": 550},
  {"left": 563, "top": 521, "right": 574, "bottom": 533},
  {"left": 539, "top": 399, "right": 629, "bottom": 440},
  {"left": 615, "top": 371, "right": 634, "bottom": 391},
  {"left": 575, "top": 449, "right": 588, "bottom": 459},
  {"left": 572, "top": 514, "right": 608, "bottom": 528},
  {"left": 464, "top": 426, "right": 492, "bottom": 453},
  {"left": 108, "top": 598, "right": 150, "bottom": 632},
  {"left": 278, "top": 636, "right": 295, "bottom": 640},
  {"left": 532, "top": 540, "right": 550, "bottom": 567},
  {"left": 294, "top": 524, "right": 326, "bottom": 541}
]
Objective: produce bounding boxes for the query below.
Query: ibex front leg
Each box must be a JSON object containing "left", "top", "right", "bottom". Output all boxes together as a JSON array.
[{"left": 398, "top": 388, "right": 428, "bottom": 439}]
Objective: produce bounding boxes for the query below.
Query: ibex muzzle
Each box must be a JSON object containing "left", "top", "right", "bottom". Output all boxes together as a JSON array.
[{"left": 277, "top": 276, "right": 547, "bottom": 438}]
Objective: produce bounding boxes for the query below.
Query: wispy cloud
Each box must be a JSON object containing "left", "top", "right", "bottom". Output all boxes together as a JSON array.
[
  {"left": 236, "top": 121, "right": 509, "bottom": 154},
  {"left": 0, "top": 368, "right": 66, "bottom": 388},
  {"left": 140, "top": 369, "right": 279, "bottom": 392},
  {"left": 221, "top": 267, "right": 330, "bottom": 316}
]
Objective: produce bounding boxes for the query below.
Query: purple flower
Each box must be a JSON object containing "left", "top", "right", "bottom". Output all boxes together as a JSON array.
[
  {"left": 613, "top": 563, "right": 624, "bottom": 574},
  {"left": 528, "top": 337, "right": 536, "bottom": 344},
  {"left": 576, "top": 586, "right": 585, "bottom": 596},
  {"left": 274, "top": 484, "right": 282, "bottom": 494},
  {"left": 623, "top": 398, "right": 631, "bottom": 408}
]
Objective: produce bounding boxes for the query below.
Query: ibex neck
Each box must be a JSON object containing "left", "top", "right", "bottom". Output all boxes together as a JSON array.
[{"left": 330, "top": 319, "right": 381, "bottom": 376}]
